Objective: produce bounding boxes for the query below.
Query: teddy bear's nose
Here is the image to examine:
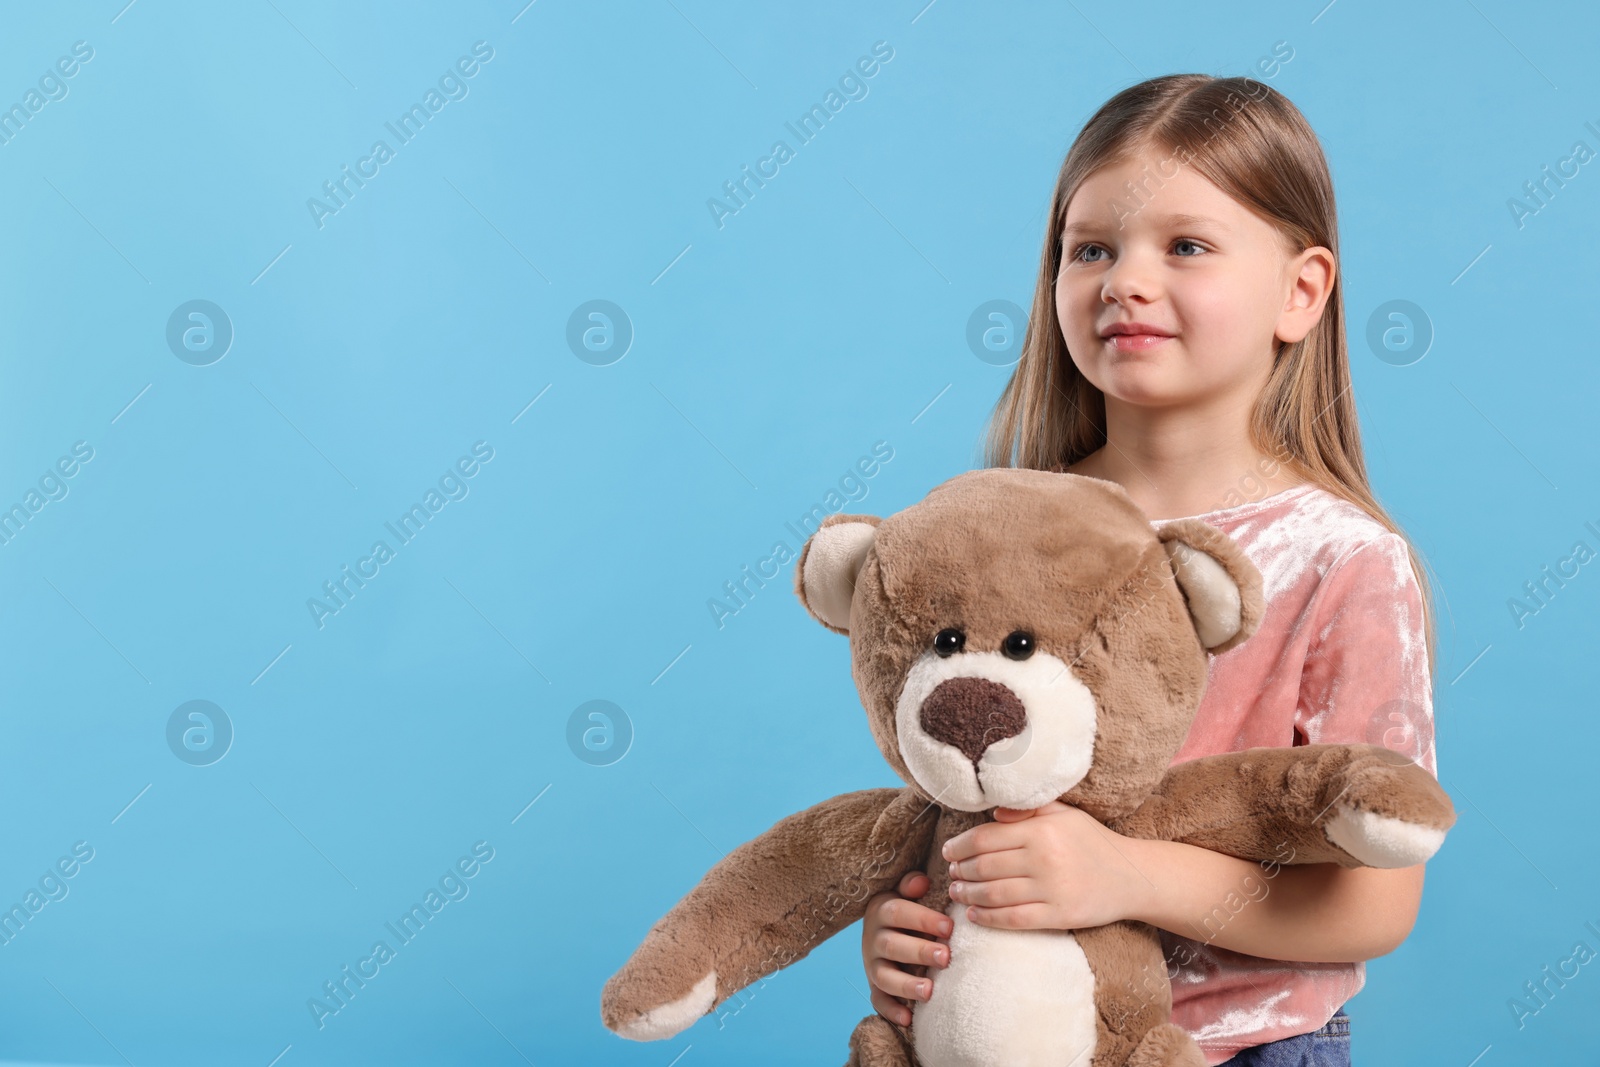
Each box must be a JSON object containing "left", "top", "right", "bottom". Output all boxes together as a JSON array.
[{"left": 919, "top": 676, "right": 1027, "bottom": 763}]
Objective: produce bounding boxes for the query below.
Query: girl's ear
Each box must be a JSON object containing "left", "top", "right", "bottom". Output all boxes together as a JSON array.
[
  {"left": 1154, "top": 518, "right": 1265, "bottom": 654},
  {"left": 793, "top": 514, "right": 882, "bottom": 635}
]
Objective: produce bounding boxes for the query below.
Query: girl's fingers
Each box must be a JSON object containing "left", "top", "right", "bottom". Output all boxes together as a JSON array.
[
  {"left": 949, "top": 875, "right": 1037, "bottom": 908},
  {"left": 966, "top": 901, "right": 1053, "bottom": 930},
  {"left": 868, "top": 956, "right": 936, "bottom": 1003},
  {"left": 943, "top": 821, "right": 1033, "bottom": 862},
  {"left": 870, "top": 987, "right": 914, "bottom": 1028},
  {"left": 989, "top": 806, "right": 1033, "bottom": 822},
  {"left": 872, "top": 928, "right": 949, "bottom": 969},
  {"left": 881, "top": 896, "right": 953, "bottom": 938},
  {"left": 863, "top": 878, "right": 949, "bottom": 1029},
  {"left": 897, "top": 869, "right": 929, "bottom": 896},
  {"left": 947, "top": 847, "right": 1030, "bottom": 883},
  {"left": 992, "top": 799, "right": 1072, "bottom": 821}
]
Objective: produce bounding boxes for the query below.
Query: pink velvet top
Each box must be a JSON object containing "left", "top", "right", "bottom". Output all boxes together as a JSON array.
[{"left": 1149, "top": 482, "right": 1437, "bottom": 1064}]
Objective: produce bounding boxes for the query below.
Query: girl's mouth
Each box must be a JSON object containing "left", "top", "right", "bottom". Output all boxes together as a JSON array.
[{"left": 1106, "top": 333, "right": 1172, "bottom": 351}]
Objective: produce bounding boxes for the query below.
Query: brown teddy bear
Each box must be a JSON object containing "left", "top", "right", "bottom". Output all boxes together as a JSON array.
[{"left": 600, "top": 467, "right": 1456, "bottom": 1066}]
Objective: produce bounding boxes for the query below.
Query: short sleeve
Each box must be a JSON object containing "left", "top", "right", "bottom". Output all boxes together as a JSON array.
[{"left": 1294, "top": 533, "right": 1437, "bottom": 778}]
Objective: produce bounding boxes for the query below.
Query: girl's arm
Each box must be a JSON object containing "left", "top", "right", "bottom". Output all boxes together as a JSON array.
[
  {"left": 943, "top": 793, "right": 1436, "bottom": 964},
  {"left": 1097, "top": 738, "right": 1454, "bottom": 962},
  {"left": 1122, "top": 836, "right": 1423, "bottom": 963}
]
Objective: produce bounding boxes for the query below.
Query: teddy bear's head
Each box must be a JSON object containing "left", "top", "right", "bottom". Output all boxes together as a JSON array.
[{"left": 794, "top": 468, "right": 1265, "bottom": 821}]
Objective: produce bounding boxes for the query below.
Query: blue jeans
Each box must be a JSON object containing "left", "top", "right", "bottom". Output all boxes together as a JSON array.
[{"left": 1217, "top": 1005, "right": 1350, "bottom": 1066}]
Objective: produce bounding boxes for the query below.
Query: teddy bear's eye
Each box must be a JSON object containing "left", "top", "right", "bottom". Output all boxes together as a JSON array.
[
  {"left": 933, "top": 629, "right": 965, "bottom": 657},
  {"left": 1002, "top": 631, "right": 1035, "bottom": 660}
]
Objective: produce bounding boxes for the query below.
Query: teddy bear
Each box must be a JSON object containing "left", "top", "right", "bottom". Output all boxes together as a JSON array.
[{"left": 600, "top": 467, "right": 1456, "bottom": 1066}]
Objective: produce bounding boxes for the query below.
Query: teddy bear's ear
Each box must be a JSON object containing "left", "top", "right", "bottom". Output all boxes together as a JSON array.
[
  {"left": 793, "top": 514, "right": 882, "bottom": 635},
  {"left": 1154, "top": 518, "right": 1265, "bottom": 654}
]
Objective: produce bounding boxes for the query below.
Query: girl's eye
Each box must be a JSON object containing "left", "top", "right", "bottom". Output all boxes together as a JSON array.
[{"left": 1066, "top": 238, "right": 1206, "bottom": 263}]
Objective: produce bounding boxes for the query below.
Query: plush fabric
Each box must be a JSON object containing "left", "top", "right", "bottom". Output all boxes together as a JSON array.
[{"left": 600, "top": 468, "right": 1456, "bottom": 1066}]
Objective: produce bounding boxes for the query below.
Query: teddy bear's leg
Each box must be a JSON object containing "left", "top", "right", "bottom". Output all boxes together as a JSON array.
[
  {"left": 845, "top": 1013, "right": 917, "bottom": 1067},
  {"left": 1126, "top": 1022, "right": 1206, "bottom": 1067},
  {"left": 1076, "top": 920, "right": 1187, "bottom": 1067}
]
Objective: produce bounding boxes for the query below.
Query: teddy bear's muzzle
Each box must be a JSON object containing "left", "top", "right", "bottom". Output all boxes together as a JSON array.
[{"left": 894, "top": 648, "right": 1098, "bottom": 811}]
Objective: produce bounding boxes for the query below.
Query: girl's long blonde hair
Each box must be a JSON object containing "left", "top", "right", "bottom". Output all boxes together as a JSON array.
[{"left": 982, "top": 73, "right": 1438, "bottom": 679}]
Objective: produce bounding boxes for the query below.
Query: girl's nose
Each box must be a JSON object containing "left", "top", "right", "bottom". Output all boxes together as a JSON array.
[{"left": 1101, "top": 251, "right": 1161, "bottom": 304}]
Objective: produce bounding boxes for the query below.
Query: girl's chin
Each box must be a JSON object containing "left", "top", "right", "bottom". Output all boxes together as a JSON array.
[{"left": 1091, "top": 367, "right": 1188, "bottom": 406}]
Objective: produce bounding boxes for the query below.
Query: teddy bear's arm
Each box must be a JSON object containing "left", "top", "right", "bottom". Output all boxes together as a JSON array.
[
  {"left": 601, "top": 785, "right": 939, "bottom": 1042},
  {"left": 1108, "top": 743, "right": 1456, "bottom": 869}
]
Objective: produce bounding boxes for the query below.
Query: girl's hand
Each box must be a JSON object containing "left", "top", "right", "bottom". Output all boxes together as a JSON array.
[
  {"left": 861, "top": 870, "right": 952, "bottom": 1026},
  {"left": 941, "top": 800, "right": 1155, "bottom": 931}
]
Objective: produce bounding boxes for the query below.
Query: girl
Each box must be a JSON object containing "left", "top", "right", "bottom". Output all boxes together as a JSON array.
[{"left": 860, "top": 74, "right": 1439, "bottom": 1066}]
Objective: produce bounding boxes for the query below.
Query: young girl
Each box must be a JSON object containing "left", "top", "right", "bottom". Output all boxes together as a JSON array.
[{"left": 860, "top": 74, "right": 1439, "bottom": 1066}]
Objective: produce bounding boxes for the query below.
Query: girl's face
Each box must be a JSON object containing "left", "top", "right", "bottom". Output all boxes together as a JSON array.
[{"left": 1055, "top": 147, "right": 1328, "bottom": 411}]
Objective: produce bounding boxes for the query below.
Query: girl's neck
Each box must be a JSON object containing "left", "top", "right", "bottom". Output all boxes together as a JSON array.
[{"left": 1064, "top": 397, "right": 1304, "bottom": 522}]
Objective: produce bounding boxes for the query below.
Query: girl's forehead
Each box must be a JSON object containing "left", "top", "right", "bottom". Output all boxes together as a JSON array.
[
  {"left": 1061, "top": 209, "right": 1233, "bottom": 242},
  {"left": 1066, "top": 166, "right": 1234, "bottom": 226}
]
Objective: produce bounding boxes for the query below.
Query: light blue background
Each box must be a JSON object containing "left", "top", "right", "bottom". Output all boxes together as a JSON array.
[{"left": 0, "top": 1, "right": 1594, "bottom": 1064}]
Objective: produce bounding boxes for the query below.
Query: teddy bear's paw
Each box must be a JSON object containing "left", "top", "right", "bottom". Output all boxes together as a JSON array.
[
  {"left": 603, "top": 969, "right": 718, "bottom": 1041},
  {"left": 1127, "top": 1021, "right": 1206, "bottom": 1067},
  {"left": 848, "top": 1013, "right": 915, "bottom": 1066},
  {"left": 1323, "top": 805, "right": 1446, "bottom": 868}
]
